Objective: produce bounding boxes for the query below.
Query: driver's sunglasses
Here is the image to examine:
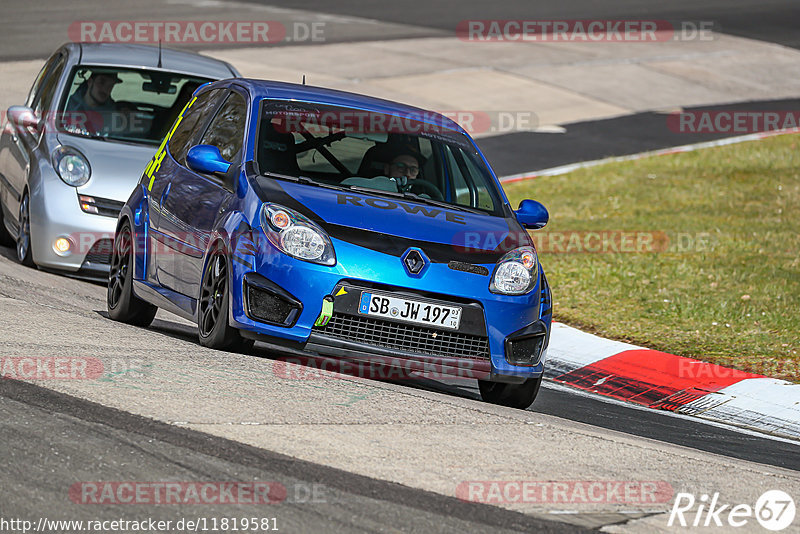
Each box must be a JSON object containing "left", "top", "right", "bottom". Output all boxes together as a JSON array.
[{"left": 393, "top": 162, "right": 419, "bottom": 174}]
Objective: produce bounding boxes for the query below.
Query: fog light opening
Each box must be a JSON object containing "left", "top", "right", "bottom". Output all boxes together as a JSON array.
[
  {"left": 505, "top": 334, "right": 546, "bottom": 367},
  {"left": 53, "top": 237, "right": 73, "bottom": 256},
  {"left": 245, "top": 283, "right": 301, "bottom": 326}
]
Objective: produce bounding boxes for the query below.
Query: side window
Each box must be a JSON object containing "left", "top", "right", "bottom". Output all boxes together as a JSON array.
[
  {"left": 461, "top": 153, "right": 495, "bottom": 211},
  {"left": 31, "top": 55, "right": 66, "bottom": 116},
  {"left": 199, "top": 91, "right": 247, "bottom": 163},
  {"left": 26, "top": 53, "right": 61, "bottom": 108},
  {"left": 168, "top": 89, "right": 222, "bottom": 164},
  {"left": 444, "top": 145, "right": 495, "bottom": 210},
  {"left": 448, "top": 148, "right": 470, "bottom": 205}
]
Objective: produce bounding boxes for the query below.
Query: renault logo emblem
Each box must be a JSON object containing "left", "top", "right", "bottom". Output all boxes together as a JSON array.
[{"left": 401, "top": 248, "right": 428, "bottom": 276}]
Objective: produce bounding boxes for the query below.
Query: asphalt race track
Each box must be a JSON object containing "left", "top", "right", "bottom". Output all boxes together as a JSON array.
[
  {"left": 5, "top": 0, "right": 796, "bottom": 59},
  {"left": 479, "top": 97, "right": 800, "bottom": 176},
  {"left": 0, "top": 378, "right": 577, "bottom": 534},
  {"left": 411, "top": 378, "right": 800, "bottom": 472},
  {"left": 1, "top": 1, "right": 798, "bottom": 532},
  {"left": 1, "top": 249, "right": 798, "bottom": 532},
  {"left": 237, "top": 0, "right": 800, "bottom": 50}
]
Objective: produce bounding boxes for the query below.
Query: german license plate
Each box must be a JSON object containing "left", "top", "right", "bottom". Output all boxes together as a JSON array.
[{"left": 358, "top": 292, "right": 461, "bottom": 330}]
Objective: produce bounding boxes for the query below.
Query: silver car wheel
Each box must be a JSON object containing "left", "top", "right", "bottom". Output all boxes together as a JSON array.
[{"left": 16, "top": 194, "right": 33, "bottom": 265}]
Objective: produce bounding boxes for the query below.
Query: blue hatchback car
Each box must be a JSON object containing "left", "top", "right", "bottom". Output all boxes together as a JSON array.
[{"left": 108, "top": 78, "right": 552, "bottom": 408}]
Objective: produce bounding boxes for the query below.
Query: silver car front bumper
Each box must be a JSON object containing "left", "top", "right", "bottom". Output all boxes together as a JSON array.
[{"left": 29, "top": 178, "right": 118, "bottom": 276}]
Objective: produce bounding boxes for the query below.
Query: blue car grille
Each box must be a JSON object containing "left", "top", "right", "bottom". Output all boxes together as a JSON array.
[{"left": 317, "top": 312, "right": 490, "bottom": 360}]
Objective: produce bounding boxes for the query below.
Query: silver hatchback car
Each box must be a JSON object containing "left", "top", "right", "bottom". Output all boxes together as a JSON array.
[{"left": 0, "top": 43, "right": 239, "bottom": 279}]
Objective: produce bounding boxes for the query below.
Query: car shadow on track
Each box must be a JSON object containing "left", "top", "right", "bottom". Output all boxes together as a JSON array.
[
  {"left": 249, "top": 340, "right": 486, "bottom": 403},
  {"left": 0, "top": 244, "right": 17, "bottom": 261},
  {"left": 92, "top": 306, "right": 488, "bottom": 405},
  {"left": 94, "top": 309, "right": 202, "bottom": 345},
  {"left": 0, "top": 243, "right": 108, "bottom": 286}
]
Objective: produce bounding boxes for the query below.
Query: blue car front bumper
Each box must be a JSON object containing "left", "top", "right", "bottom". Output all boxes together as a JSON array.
[{"left": 227, "top": 232, "right": 550, "bottom": 382}]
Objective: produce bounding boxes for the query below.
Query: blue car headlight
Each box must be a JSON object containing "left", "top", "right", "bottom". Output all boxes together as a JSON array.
[
  {"left": 260, "top": 203, "right": 336, "bottom": 266},
  {"left": 490, "top": 246, "right": 538, "bottom": 295},
  {"left": 52, "top": 146, "right": 91, "bottom": 187}
]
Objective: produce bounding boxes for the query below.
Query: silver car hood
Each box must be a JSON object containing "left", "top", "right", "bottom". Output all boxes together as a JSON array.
[{"left": 57, "top": 133, "right": 158, "bottom": 202}]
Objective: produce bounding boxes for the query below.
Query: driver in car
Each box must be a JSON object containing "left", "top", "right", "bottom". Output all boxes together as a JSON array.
[
  {"left": 343, "top": 145, "right": 442, "bottom": 199},
  {"left": 64, "top": 70, "right": 122, "bottom": 134},
  {"left": 385, "top": 152, "right": 420, "bottom": 187},
  {"left": 385, "top": 148, "right": 442, "bottom": 199}
]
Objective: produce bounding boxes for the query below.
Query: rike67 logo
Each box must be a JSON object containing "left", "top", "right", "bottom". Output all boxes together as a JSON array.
[{"left": 668, "top": 490, "right": 796, "bottom": 531}]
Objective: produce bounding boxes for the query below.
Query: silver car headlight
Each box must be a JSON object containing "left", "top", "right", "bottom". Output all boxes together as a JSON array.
[
  {"left": 260, "top": 203, "right": 336, "bottom": 266},
  {"left": 52, "top": 146, "right": 91, "bottom": 187},
  {"left": 490, "top": 246, "right": 538, "bottom": 295}
]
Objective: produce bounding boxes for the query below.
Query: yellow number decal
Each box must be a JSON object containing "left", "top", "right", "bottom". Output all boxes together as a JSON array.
[{"left": 147, "top": 95, "right": 198, "bottom": 190}]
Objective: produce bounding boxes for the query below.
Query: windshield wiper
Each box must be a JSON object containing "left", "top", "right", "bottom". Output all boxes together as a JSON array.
[
  {"left": 262, "top": 172, "right": 347, "bottom": 191},
  {"left": 262, "top": 171, "right": 306, "bottom": 183},
  {"left": 346, "top": 185, "right": 406, "bottom": 198},
  {"left": 346, "top": 185, "right": 486, "bottom": 215}
]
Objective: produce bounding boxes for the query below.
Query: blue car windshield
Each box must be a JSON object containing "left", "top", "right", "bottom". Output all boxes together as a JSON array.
[
  {"left": 255, "top": 100, "right": 504, "bottom": 215},
  {"left": 56, "top": 66, "right": 211, "bottom": 145}
]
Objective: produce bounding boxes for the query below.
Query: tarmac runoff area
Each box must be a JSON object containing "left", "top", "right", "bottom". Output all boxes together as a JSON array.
[
  {"left": 199, "top": 32, "right": 800, "bottom": 137},
  {"left": 1, "top": 249, "right": 800, "bottom": 532},
  {"left": 2, "top": 30, "right": 800, "bottom": 140}
]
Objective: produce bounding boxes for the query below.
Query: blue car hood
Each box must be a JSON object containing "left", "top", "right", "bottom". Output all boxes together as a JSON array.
[{"left": 266, "top": 179, "right": 522, "bottom": 263}]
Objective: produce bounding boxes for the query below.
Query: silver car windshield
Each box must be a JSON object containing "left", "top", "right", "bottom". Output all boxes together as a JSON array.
[
  {"left": 256, "top": 100, "right": 504, "bottom": 215},
  {"left": 57, "top": 66, "right": 211, "bottom": 145}
]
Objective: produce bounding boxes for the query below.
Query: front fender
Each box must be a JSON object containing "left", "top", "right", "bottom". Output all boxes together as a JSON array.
[
  {"left": 199, "top": 211, "right": 253, "bottom": 321},
  {"left": 118, "top": 183, "right": 150, "bottom": 281}
]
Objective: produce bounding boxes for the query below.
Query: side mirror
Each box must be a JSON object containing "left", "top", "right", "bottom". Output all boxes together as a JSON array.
[
  {"left": 7, "top": 105, "right": 41, "bottom": 134},
  {"left": 186, "top": 144, "right": 231, "bottom": 176},
  {"left": 515, "top": 199, "right": 549, "bottom": 229}
]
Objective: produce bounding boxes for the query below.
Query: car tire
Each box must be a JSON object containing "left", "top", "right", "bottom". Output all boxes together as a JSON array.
[
  {"left": 16, "top": 193, "right": 34, "bottom": 266},
  {"left": 107, "top": 221, "right": 157, "bottom": 326},
  {"left": 478, "top": 376, "right": 542, "bottom": 409},
  {"left": 197, "top": 244, "right": 254, "bottom": 352}
]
